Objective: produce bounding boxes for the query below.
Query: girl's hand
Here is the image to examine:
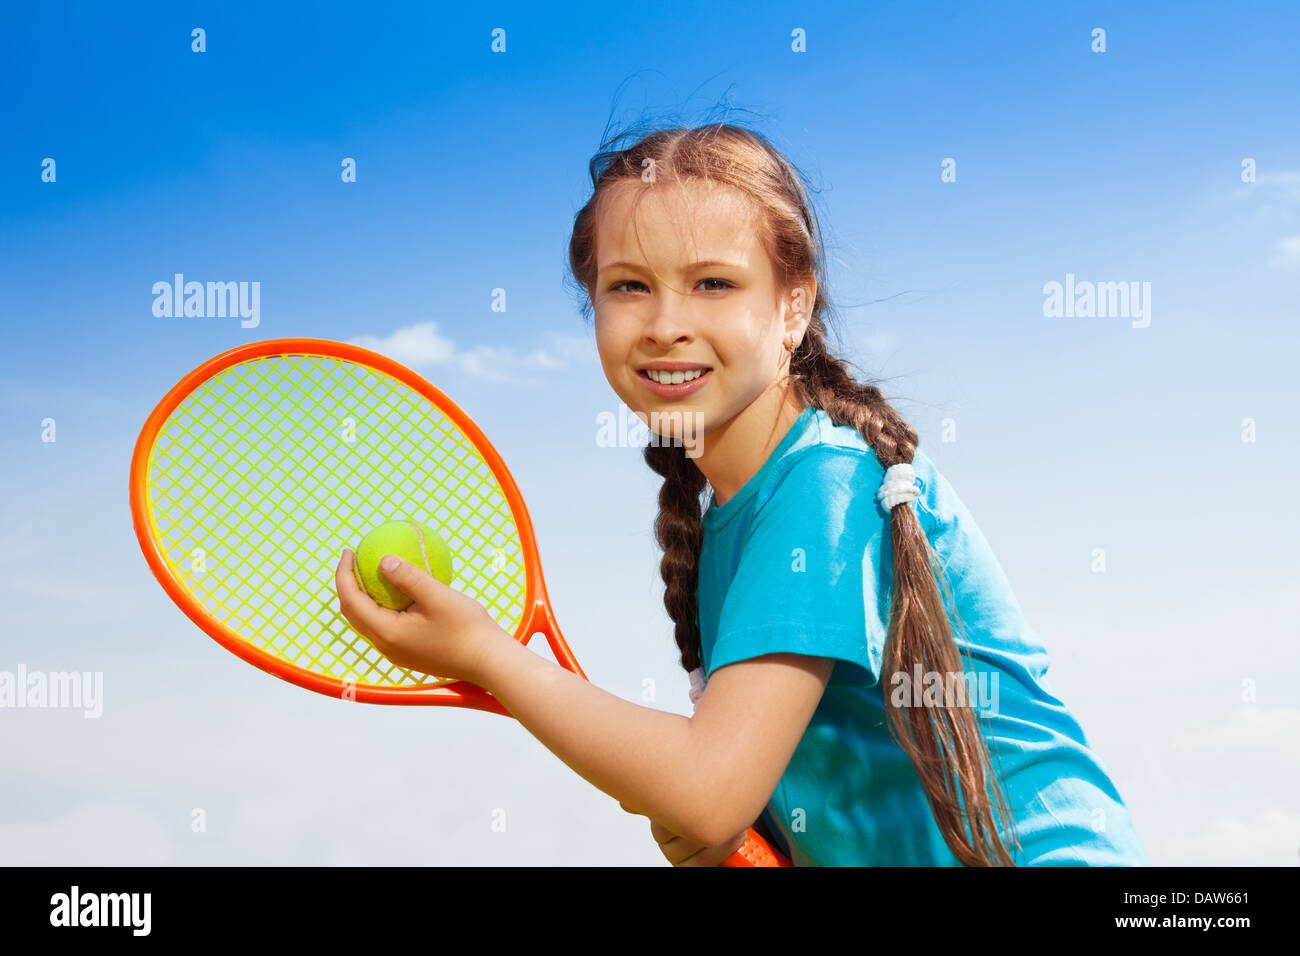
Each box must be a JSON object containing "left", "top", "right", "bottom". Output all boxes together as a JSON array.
[
  {"left": 638, "top": 812, "right": 748, "bottom": 866},
  {"left": 334, "top": 549, "right": 505, "bottom": 685}
]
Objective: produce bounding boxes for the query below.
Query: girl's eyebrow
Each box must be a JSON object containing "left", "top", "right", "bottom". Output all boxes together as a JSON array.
[{"left": 600, "top": 258, "right": 745, "bottom": 275}]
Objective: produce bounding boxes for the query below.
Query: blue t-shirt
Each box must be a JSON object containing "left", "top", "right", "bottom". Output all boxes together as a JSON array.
[{"left": 697, "top": 406, "right": 1147, "bottom": 866}]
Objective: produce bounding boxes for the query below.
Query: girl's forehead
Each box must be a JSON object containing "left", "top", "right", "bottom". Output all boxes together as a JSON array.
[{"left": 595, "top": 182, "right": 762, "bottom": 267}]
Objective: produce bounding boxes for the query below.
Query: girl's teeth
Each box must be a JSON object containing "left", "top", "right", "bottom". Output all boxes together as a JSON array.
[{"left": 648, "top": 368, "right": 706, "bottom": 384}]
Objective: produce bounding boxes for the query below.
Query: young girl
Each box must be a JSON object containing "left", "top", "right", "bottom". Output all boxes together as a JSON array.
[{"left": 335, "top": 122, "right": 1148, "bottom": 867}]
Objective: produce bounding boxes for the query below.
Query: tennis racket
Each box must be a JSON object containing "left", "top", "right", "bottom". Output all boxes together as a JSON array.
[{"left": 129, "top": 337, "right": 792, "bottom": 867}]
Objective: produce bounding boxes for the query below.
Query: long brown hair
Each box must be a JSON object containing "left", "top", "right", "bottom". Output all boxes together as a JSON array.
[{"left": 567, "top": 121, "right": 1020, "bottom": 866}]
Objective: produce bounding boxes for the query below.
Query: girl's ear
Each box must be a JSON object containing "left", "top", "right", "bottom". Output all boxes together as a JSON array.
[
  {"left": 788, "top": 278, "right": 815, "bottom": 321},
  {"left": 785, "top": 280, "right": 814, "bottom": 343}
]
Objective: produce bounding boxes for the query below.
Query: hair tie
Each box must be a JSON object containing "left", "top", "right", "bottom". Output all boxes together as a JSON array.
[
  {"left": 878, "top": 462, "right": 920, "bottom": 511},
  {"left": 688, "top": 667, "right": 707, "bottom": 710}
]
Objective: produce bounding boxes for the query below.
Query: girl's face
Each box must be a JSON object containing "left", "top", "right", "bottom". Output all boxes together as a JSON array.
[{"left": 591, "top": 179, "right": 810, "bottom": 442}]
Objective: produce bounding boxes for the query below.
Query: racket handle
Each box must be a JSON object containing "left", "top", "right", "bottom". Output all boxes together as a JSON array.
[{"left": 721, "top": 828, "right": 794, "bottom": 867}]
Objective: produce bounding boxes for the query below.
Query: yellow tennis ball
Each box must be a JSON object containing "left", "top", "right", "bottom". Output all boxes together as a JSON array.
[{"left": 352, "top": 519, "right": 454, "bottom": 611}]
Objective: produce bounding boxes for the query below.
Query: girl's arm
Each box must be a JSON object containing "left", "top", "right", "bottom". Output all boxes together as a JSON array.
[
  {"left": 475, "top": 634, "right": 834, "bottom": 847},
  {"left": 333, "top": 550, "right": 833, "bottom": 848}
]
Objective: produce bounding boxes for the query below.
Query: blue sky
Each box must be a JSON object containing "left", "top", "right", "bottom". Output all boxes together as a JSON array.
[{"left": 2, "top": 1, "right": 1298, "bottom": 865}]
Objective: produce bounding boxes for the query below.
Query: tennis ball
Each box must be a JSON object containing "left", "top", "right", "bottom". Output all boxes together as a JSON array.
[{"left": 352, "top": 519, "right": 454, "bottom": 611}]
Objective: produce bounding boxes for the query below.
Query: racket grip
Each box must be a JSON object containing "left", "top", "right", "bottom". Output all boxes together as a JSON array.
[{"left": 720, "top": 827, "right": 794, "bottom": 867}]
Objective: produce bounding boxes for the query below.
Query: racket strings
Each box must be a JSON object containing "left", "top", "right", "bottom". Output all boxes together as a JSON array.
[{"left": 144, "top": 353, "right": 528, "bottom": 688}]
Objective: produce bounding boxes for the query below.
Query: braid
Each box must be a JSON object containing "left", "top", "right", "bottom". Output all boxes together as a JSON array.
[{"left": 644, "top": 441, "right": 708, "bottom": 673}]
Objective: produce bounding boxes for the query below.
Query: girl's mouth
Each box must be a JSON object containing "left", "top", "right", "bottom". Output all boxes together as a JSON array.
[{"left": 638, "top": 368, "right": 712, "bottom": 398}]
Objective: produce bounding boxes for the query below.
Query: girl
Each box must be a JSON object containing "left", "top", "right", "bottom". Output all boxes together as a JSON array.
[{"left": 335, "top": 122, "right": 1148, "bottom": 867}]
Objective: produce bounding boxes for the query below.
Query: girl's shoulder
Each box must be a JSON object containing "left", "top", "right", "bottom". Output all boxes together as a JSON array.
[{"left": 760, "top": 408, "right": 950, "bottom": 526}]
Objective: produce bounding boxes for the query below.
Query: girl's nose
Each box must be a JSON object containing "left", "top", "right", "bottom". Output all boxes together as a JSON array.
[{"left": 641, "top": 308, "right": 694, "bottom": 351}]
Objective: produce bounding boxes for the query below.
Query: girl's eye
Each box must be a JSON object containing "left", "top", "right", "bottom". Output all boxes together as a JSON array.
[{"left": 609, "top": 278, "right": 733, "bottom": 293}]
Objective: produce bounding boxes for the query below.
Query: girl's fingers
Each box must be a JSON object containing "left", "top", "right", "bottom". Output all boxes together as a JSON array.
[
  {"left": 335, "top": 550, "right": 402, "bottom": 643},
  {"left": 647, "top": 819, "right": 708, "bottom": 865},
  {"left": 371, "top": 555, "right": 443, "bottom": 607},
  {"left": 679, "top": 831, "right": 746, "bottom": 867},
  {"left": 647, "top": 818, "right": 750, "bottom": 866}
]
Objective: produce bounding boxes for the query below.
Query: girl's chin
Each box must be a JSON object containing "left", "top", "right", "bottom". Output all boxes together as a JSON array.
[{"left": 628, "top": 406, "right": 710, "bottom": 446}]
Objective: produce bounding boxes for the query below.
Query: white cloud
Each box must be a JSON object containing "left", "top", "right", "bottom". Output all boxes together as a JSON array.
[
  {"left": 349, "top": 322, "right": 595, "bottom": 384},
  {"left": 1268, "top": 234, "right": 1300, "bottom": 271},
  {"left": 352, "top": 322, "right": 458, "bottom": 365},
  {"left": 1169, "top": 706, "right": 1300, "bottom": 758},
  {"left": 1161, "top": 809, "right": 1300, "bottom": 865}
]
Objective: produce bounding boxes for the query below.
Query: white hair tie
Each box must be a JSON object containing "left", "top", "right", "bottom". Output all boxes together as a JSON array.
[
  {"left": 688, "top": 667, "right": 707, "bottom": 710},
  {"left": 878, "top": 462, "right": 920, "bottom": 511}
]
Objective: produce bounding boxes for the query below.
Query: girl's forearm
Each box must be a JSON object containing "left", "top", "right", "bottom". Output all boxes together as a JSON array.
[{"left": 471, "top": 625, "right": 719, "bottom": 846}]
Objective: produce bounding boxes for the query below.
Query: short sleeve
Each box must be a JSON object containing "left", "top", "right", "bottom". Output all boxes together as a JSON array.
[{"left": 707, "top": 447, "right": 899, "bottom": 688}]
